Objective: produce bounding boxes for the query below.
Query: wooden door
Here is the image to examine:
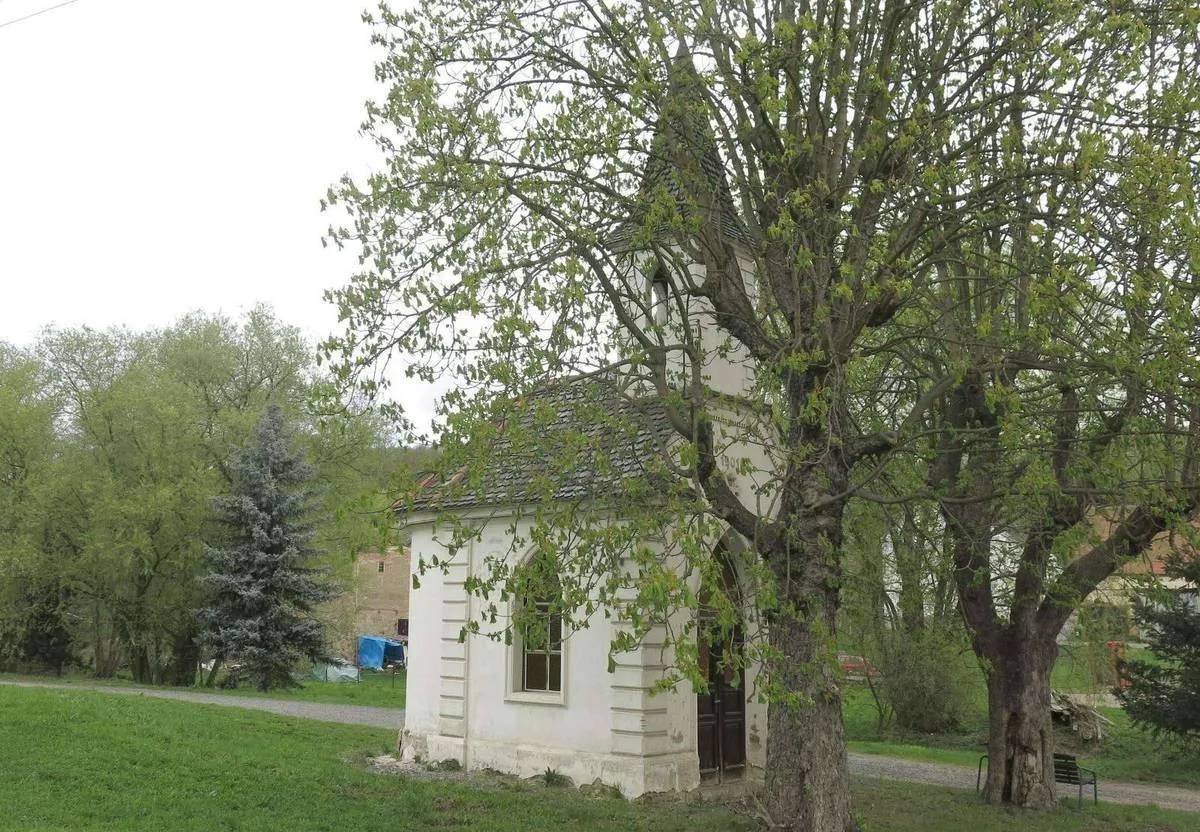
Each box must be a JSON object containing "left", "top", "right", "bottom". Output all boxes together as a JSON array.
[
  {"left": 697, "top": 552, "right": 746, "bottom": 777},
  {"left": 696, "top": 629, "right": 746, "bottom": 775},
  {"left": 696, "top": 638, "right": 721, "bottom": 773},
  {"left": 717, "top": 641, "right": 746, "bottom": 772}
]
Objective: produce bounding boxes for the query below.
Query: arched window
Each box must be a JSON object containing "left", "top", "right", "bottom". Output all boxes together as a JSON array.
[
  {"left": 511, "top": 554, "right": 564, "bottom": 695},
  {"left": 520, "top": 590, "right": 563, "bottom": 692},
  {"left": 651, "top": 266, "right": 670, "bottom": 327}
]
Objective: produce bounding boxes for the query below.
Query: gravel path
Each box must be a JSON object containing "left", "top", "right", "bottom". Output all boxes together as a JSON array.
[
  {"left": 848, "top": 752, "right": 1200, "bottom": 813},
  {"left": 0, "top": 679, "right": 405, "bottom": 730},
  {"left": 5, "top": 680, "right": 1195, "bottom": 812}
]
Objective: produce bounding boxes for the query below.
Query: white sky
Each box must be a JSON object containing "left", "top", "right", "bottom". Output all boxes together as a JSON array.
[{"left": 0, "top": 0, "right": 443, "bottom": 431}]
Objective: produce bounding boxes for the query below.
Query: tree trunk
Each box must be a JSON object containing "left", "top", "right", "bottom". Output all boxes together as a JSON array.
[
  {"left": 204, "top": 656, "right": 224, "bottom": 688},
  {"left": 981, "top": 639, "right": 1058, "bottom": 808},
  {"left": 92, "top": 605, "right": 122, "bottom": 678},
  {"left": 166, "top": 627, "right": 201, "bottom": 686},
  {"left": 761, "top": 509, "right": 854, "bottom": 831},
  {"left": 130, "top": 645, "right": 152, "bottom": 684},
  {"left": 894, "top": 514, "right": 927, "bottom": 632}
]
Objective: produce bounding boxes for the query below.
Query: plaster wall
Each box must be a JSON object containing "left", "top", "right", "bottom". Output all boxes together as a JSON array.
[
  {"left": 465, "top": 517, "right": 615, "bottom": 756},
  {"left": 400, "top": 525, "right": 446, "bottom": 742},
  {"left": 400, "top": 513, "right": 726, "bottom": 796},
  {"left": 634, "top": 251, "right": 758, "bottom": 402},
  {"left": 623, "top": 250, "right": 778, "bottom": 516}
]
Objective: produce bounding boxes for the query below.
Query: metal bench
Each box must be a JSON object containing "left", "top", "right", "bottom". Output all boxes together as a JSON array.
[
  {"left": 975, "top": 752, "right": 1098, "bottom": 808},
  {"left": 1053, "top": 753, "right": 1098, "bottom": 808}
]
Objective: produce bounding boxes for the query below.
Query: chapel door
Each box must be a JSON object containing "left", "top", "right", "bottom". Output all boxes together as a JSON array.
[
  {"left": 696, "top": 557, "right": 746, "bottom": 778},
  {"left": 696, "top": 639, "right": 721, "bottom": 773}
]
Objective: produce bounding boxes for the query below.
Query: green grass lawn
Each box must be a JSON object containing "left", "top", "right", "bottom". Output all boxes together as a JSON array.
[
  {"left": 0, "top": 685, "right": 746, "bottom": 832},
  {"left": 4, "top": 686, "right": 1195, "bottom": 830},
  {"left": 843, "top": 681, "right": 1200, "bottom": 787},
  {"left": 211, "top": 668, "right": 408, "bottom": 708},
  {"left": 0, "top": 668, "right": 407, "bottom": 709},
  {"left": 0, "top": 686, "right": 1194, "bottom": 832}
]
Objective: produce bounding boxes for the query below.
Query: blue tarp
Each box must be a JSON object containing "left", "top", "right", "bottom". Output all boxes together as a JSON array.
[{"left": 357, "top": 635, "right": 405, "bottom": 669}]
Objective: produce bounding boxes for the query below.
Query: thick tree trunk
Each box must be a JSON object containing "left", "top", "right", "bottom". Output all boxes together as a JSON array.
[
  {"left": 91, "top": 604, "right": 121, "bottom": 678},
  {"left": 92, "top": 640, "right": 120, "bottom": 678},
  {"left": 981, "top": 640, "right": 1058, "bottom": 808},
  {"left": 761, "top": 509, "right": 854, "bottom": 831},
  {"left": 763, "top": 616, "right": 853, "bottom": 830}
]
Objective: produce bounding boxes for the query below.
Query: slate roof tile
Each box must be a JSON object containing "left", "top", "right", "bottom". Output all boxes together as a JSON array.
[{"left": 401, "top": 377, "right": 676, "bottom": 512}]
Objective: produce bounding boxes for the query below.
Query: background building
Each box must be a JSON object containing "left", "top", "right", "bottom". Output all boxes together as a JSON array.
[{"left": 322, "top": 548, "right": 411, "bottom": 661}]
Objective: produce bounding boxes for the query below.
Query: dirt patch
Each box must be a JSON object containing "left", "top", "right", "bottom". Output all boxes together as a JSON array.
[
  {"left": 368, "top": 754, "right": 474, "bottom": 782},
  {"left": 367, "top": 755, "right": 667, "bottom": 802}
]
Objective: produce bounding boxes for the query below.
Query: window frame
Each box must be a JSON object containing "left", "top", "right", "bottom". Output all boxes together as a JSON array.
[
  {"left": 519, "top": 595, "right": 562, "bottom": 693},
  {"left": 651, "top": 270, "right": 670, "bottom": 327},
  {"left": 506, "top": 561, "right": 567, "bottom": 706}
]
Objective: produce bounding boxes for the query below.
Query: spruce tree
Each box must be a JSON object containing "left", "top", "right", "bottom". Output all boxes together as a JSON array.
[
  {"left": 198, "top": 405, "right": 336, "bottom": 690},
  {"left": 1119, "top": 553, "right": 1200, "bottom": 746}
]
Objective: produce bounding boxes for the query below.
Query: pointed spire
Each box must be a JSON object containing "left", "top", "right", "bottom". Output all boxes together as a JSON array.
[{"left": 613, "top": 43, "right": 750, "bottom": 250}]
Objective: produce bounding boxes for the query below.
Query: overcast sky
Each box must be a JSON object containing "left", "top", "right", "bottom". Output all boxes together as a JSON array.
[
  {"left": 0, "top": 0, "right": 446, "bottom": 428},
  {"left": 1, "top": 0, "right": 374, "bottom": 346}
]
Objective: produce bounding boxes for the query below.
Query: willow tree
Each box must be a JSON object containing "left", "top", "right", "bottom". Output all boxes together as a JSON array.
[
  {"left": 0, "top": 345, "right": 67, "bottom": 672},
  {"left": 8, "top": 309, "right": 383, "bottom": 684},
  {"left": 325, "top": 1, "right": 1196, "bottom": 827}
]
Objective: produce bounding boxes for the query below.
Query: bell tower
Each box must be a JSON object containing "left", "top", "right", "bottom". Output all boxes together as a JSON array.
[{"left": 609, "top": 47, "right": 757, "bottom": 401}]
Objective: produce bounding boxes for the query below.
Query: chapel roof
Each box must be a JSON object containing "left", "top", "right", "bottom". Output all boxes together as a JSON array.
[
  {"left": 609, "top": 48, "right": 753, "bottom": 250},
  {"left": 396, "top": 375, "right": 676, "bottom": 513}
]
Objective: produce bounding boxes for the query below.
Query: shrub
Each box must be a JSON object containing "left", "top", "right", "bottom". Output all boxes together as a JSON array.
[{"left": 876, "top": 624, "right": 977, "bottom": 734}]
